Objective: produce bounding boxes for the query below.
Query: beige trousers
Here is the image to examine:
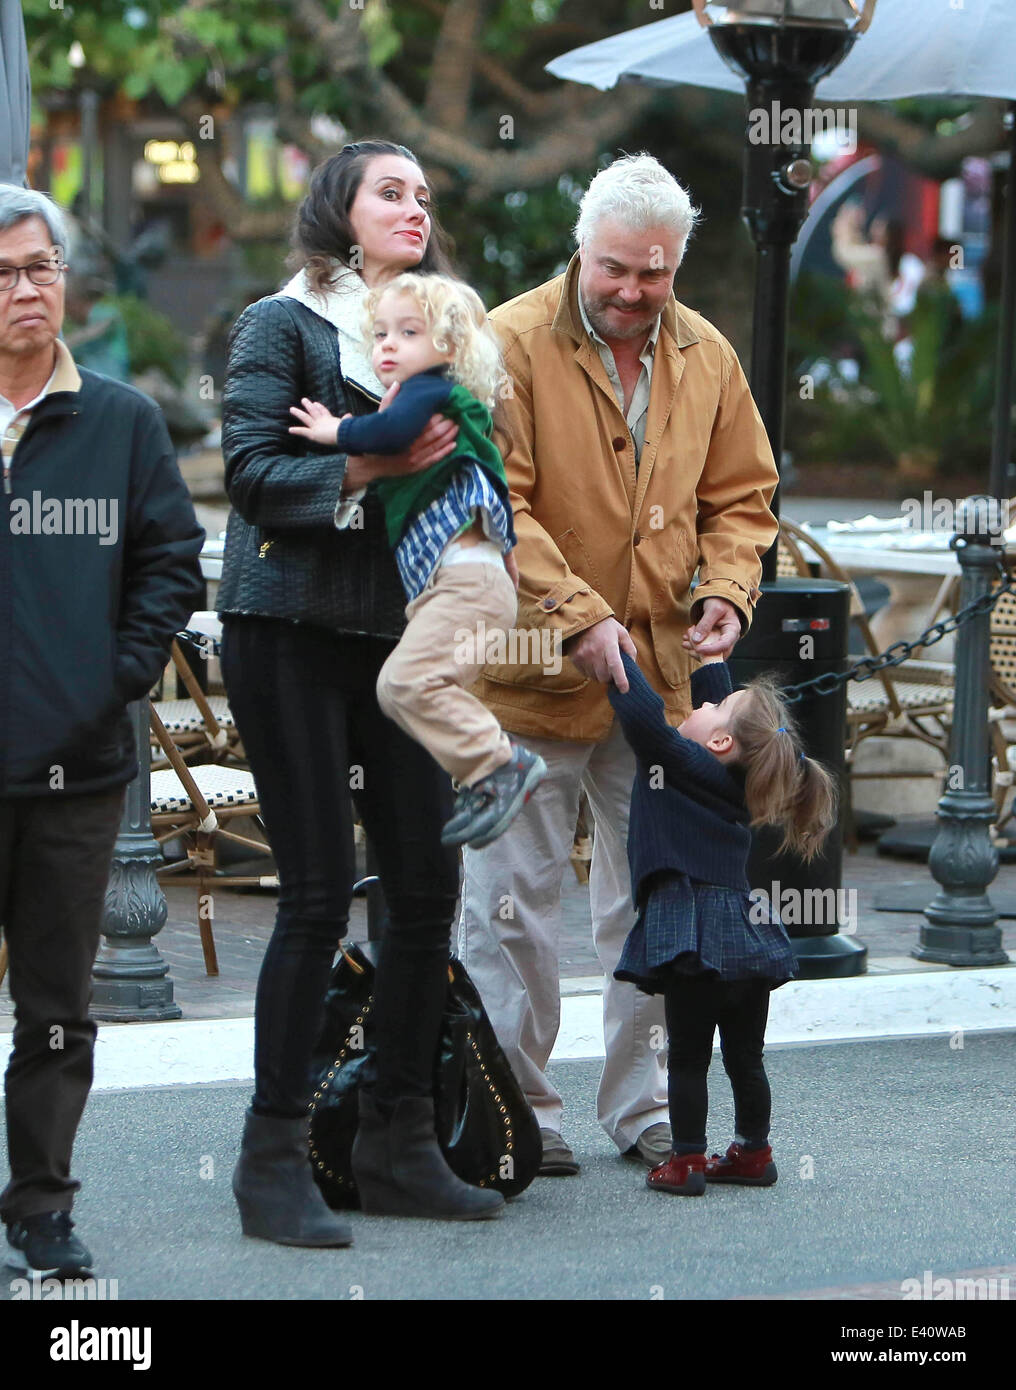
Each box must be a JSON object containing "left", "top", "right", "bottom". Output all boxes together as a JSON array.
[
  {"left": 376, "top": 558, "right": 518, "bottom": 785},
  {"left": 457, "top": 719, "right": 669, "bottom": 1151}
]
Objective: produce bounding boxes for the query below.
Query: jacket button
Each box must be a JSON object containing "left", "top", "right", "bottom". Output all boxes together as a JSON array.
[
  {"left": 542, "top": 597, "right": 556, "bottom": 610},
  {"left": 633, "top": 530, "right": 642, "bottom": 546},
  {"left": 612, "top": 436, "right": 626, "bottom": 451}
]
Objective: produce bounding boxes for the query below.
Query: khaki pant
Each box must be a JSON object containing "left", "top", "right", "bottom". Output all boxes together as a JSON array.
[
  {"left": 376, "top": 559, "right": 518, "bottom": 786},
  {"left": 458, "top": 719, "right": 669, "bottom": 1151}
]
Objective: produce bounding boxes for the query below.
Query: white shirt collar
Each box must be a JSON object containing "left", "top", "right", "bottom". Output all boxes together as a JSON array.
[{"left": 276, "top": 261, "right": 385, "bottom": 401}]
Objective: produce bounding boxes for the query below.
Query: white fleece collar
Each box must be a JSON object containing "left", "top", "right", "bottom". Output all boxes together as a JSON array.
[{"left": 275, "top": 262, "right": 385, "bottom": 402}]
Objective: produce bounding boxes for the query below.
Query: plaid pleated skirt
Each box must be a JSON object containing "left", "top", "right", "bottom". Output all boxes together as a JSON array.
[{"left": 614, "top": 872, "right": 798, "bottom": 994}]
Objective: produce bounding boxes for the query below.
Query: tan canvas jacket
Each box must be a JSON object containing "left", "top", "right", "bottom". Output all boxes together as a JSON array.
[{"left": 474, "top": 252, "right": 779, "bottom": 742}]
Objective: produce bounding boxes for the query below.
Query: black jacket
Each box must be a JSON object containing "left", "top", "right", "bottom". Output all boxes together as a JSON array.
[
  {"left": 608, "top": 654, "right": 751, "bottom": 903},
  {"left": 217, "top": 295, "right": 407, "bottom": 640},
  {"left": 0, "top": 368, "right": 205, "bottom": 797}
]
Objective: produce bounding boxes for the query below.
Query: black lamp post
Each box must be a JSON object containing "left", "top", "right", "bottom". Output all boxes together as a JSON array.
[{"left": 701, "top": 0, "right": 875, "bottom": 977}]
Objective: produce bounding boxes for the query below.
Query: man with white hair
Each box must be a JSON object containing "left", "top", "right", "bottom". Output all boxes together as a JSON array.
[
  {"left": 459, "top": 153, "right": 779, "bottom": 1173},
  {"left": 0, "top": 185, "right": 203, "bottom": 1275}
]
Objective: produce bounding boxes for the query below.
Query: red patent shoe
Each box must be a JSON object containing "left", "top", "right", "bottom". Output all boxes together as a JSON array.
[
  {"left": 645, "top": 1152, "right": 707, "bottom": 1196},
  {"left": 704, "top": 1142, "right": 777, "bottom": 1186}
]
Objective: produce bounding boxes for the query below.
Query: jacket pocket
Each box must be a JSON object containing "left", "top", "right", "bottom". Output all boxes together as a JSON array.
[
  {"left": 553, "top": 527, "right": 601, "bottom": 596},
  {"left": 481, "top": 527, "right": 598, "bottom": 694},
  {"left": 649, "top": 529, "right": 695, "bottom": 691}
]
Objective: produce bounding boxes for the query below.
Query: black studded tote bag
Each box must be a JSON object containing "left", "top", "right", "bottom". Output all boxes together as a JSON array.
[{"left": 308, "top": 941, "right": 543, "bottom": 1208}]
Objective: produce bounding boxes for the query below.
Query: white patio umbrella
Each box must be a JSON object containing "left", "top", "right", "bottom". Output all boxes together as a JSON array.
[
  {"left": 546, "top": 0, "right": 1016, "bottom": 102},
  {"left": 547, "top": 0, "right": 1016, "bottom": 498},
  {"left": 0, "top": 0, "right": 31, "bottom": 185}
]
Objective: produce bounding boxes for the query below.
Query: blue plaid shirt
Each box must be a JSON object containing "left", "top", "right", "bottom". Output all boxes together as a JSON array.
[{"left": 395, "top": 462, "right": 514, "bottom": 600}]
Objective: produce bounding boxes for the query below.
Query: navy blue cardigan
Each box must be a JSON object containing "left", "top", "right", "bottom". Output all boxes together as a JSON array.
[{"left": 607, "top": 652, "right": 751, "bottom": 905}]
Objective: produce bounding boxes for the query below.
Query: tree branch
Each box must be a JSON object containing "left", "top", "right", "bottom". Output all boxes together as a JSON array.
[
  {"left": 422, "top": 0, "right": 483, "bottom": 131},
  {"left": 179, "top": 95, "right": 293, "bottom": 241}
]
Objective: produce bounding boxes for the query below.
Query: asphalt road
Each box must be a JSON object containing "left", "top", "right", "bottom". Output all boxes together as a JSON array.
[{"left": 3, "top": 1031, "right": 1014, "bottom": 1304}]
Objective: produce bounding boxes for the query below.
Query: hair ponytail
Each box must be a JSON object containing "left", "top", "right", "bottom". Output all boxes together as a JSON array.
[{"left": 728, "top": 676, "right": 838, "bottom": 863}]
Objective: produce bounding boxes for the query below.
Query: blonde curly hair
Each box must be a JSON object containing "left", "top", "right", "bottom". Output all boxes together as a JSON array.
[{"left": 362, "top": 272, "right": 507, "bottom": 409}]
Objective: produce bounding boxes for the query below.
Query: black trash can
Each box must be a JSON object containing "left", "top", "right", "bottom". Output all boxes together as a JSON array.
[{"left": 729, "top": 577, "right": 867, "bottom": 979}]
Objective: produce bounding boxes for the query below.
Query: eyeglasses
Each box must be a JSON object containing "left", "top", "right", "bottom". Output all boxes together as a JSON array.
[{"left": 0, "top": 258, "right": 67, "bottom": 292}]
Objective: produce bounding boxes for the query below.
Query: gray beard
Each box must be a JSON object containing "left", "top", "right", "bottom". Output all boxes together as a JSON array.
[{"left": 585, "top": 300, "right": 655, "bottom": 344}]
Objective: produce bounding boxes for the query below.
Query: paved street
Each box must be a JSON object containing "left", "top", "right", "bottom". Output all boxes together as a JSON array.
[{"left": 3, "top": 1032, "right": 1013, "bottom": 1303}]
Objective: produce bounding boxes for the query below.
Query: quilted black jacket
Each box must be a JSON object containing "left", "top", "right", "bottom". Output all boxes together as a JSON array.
[{"left": 217, "top": 295, "right": 407, "bottom": 639}]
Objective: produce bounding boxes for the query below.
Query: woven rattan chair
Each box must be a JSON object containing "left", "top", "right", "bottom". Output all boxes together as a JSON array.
[
  {"left": 781, "top": 517, "right": 954, "bottom": 753},
  {"left": 149, "top": 701, "right": 276, "bottom": 975},
  {"left": 970, "top": 562, "right": 1016, "bottom": 841},
  {"left": 778, "top": 519, "right": 954, "bottom": 846},
  {"left": 151, "top": 614, "right": 243, "bottom": 768}
]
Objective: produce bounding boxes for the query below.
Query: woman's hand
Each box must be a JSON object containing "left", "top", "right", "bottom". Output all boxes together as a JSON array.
[
  {"left": 504, "top": 547, "right": 520, "bottom": 591},
  {"left": 341, "top": 379, "right": 459, "bottom": 494},
  {"left": 342, "top": 416, "right": 458, "bottom": 492},
  {"left": 288, "top": 398, "right": 345, "bottom": 447}
]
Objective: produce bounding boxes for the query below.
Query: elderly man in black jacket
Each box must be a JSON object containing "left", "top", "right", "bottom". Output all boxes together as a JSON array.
[{"left": 0, "top": 186, "right": 204, "bottom": 1278}]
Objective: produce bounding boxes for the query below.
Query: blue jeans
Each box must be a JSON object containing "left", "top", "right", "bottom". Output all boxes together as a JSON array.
[{"left": 221, "top": 616, "right": 459, "bottom": 1116}]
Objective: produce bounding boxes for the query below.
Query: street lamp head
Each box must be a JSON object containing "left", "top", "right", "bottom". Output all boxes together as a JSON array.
[{"left": 693, "top": 0, "right": 876, "bottom": 29}]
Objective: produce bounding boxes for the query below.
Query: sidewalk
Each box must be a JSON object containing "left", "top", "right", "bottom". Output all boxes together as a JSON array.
[
  {"left": 117, "top": 836, "right": 1016, "bottom": 1023},
  {"left": 4, "top": 830, "right": 1015, "bottom": 1092}
]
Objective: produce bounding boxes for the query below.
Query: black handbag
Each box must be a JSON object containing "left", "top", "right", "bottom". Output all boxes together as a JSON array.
[{"left": 308, "top": 941, "right": 543, "bottom": 1208}]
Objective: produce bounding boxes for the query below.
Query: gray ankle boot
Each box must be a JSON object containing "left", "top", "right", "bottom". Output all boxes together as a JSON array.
[
  {"left": 352, "top": 1092, "right": 504, "bottom": 1220},
  {"left": 233, "top": 1108, "right": 353, "bottom": 1247}
]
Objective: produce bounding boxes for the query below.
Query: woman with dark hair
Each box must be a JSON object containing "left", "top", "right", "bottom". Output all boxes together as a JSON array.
[{"left": 218, "top": 139, "right": 504, "bottom": 1244}]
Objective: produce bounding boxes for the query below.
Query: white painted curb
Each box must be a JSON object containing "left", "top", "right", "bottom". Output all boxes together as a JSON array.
[{"left": 1, "top": 967, "right": 1013, "bottom": 1090}]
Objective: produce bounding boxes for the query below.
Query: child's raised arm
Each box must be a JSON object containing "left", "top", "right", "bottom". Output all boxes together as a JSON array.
[
  {"left": 607, "top": 651, "right": 737, "bottom": 799},
  {"left": 335, "top": 372, "right": 453, "bottom": 455}
]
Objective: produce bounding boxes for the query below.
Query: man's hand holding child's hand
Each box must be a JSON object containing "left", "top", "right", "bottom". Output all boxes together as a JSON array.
[{"left": 682, "top": 597, "right": 740, "bottom": 660}]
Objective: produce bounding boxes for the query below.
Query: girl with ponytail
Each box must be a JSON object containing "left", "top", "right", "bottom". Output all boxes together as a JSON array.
[{"left": 607, "top": 649, "right": 836, "bottom": 1198}]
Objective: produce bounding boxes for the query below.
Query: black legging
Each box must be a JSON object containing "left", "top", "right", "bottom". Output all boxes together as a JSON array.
[
  {"left": 220, "top": 615, "right": 459, "bottom": 1118},
  {"left": 663, "top": 975, "right": 772, "bottom": 1151}
]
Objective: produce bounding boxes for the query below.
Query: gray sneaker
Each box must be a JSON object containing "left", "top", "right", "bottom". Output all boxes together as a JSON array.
[
  {"left": 539, "top": 1129, "right": 580, "bottom": 1177},
  {"left": 441, "top": 743, "right": 547, "bottom": 850},
  {"left": 624, "top": 1123, "right": 673, "bottom": 1167}
]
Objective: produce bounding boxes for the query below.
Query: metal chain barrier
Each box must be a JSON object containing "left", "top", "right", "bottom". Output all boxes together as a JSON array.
[
  {"left": 181, "top": 552, "right": 1016, "bottom": 703},
  {"left": 779, "top": 553, "right": 1016, "bottom": 705}
]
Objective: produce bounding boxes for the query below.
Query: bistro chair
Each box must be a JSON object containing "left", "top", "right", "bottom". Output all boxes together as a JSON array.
[
  {"left": 149, "top": 701, "right": 276, "bottom": 976},
  {"left": 151, "top": 614, "right": 243, "bottom": 768}
]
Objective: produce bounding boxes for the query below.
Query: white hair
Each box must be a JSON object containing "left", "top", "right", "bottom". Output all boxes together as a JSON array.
[
  {"left": 573, "top": 154, "right": 700, "bottom": 263},
  {"left": 0, "top": 185, "right": 69, "bottom": 254}
]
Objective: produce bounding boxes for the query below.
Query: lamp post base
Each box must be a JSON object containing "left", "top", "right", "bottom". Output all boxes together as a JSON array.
[
  {"left": 91, "top": 853, "right": 182, "bottom": 1022},
  {"left": 91, "top": 700, "right": 181, "bottom": 1023},
  {"left": 911, "top": 925, "right": 1008, "bottom": 967}
]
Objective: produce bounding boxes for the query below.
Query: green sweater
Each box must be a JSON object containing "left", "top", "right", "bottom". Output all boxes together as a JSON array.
[{"left": 336, "top": 367, "right": 512, "bottom": 547}]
